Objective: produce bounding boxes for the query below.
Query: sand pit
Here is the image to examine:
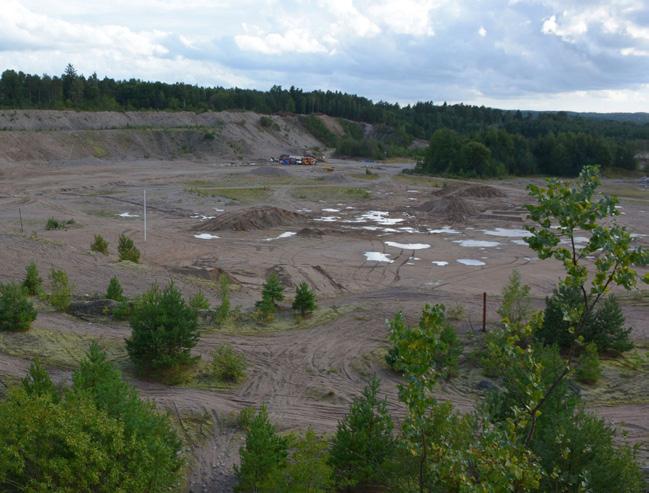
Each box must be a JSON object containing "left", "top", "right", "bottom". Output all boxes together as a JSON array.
[
  {"left": 194, "top": 207, "right": 307, "bottom": 231},
  {"left": 417, "top": 196, "right": 478, "bottom": 222}
]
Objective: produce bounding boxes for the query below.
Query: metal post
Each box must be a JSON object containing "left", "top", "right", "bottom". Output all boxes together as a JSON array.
[
  {"left": 482, "top": 292, "right": 487, "bottom": 332},
  {"left": 143, "top": 190, "right": 147, "bottom": 241},
  {"left": 18, "top": 208, "right": 23, "bottom": 233}
]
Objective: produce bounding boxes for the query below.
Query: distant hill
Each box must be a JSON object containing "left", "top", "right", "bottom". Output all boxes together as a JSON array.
[{"left": 572, "top": 112, "right": 649, "bottom": 124}]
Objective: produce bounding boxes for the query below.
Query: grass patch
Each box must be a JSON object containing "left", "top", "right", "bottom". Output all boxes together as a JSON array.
[
  {"left": 185, "top": 186, "right": 272, "bottom": 203},
  {"left": 0, "top": 327, "right": 127, "bottom": 368},
  {"left": 291, "top": 186, "right": 371, "bottom": 201}
]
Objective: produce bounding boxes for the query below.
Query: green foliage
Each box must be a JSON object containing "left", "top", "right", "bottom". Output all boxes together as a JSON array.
[
  {"left": 0, "top": 344, "right": 183, "bottom": 492},
  {"left": 235, "top": 405, "right": 288, "bottom": 492},
  {"left": 118, "top": 234, "right": 140, "bottom": 263},
  {"left": 105, "top": 276, "right": 125, "bottom": 302},
  {"left": 0, "top": 282, "right": 37, "bottom": 332},
  {"left": 538, "top": 284, "right": 633, "bottom": 353},
  {"left": 45, "top": 217, "right": 74, "bottom": 230},
  {"left": 189, "top": 291, "right": 210, "bottom": 310},
  {"left": 386, "top": 305, "right": 462, "bottom": 380},
  {"left": 91, "top": 234, "right": 109, "bottom": 254},
  {"left": 292, "top": 282, "right": 316, "bottom": 317},
  {"left": 48, "top": 268, "right": 72, "bottom": 312},
  {"left": 262, "top": 429, "right": 333, "bottom": 492},
  {"left": 211, "top": 344, "right": 246, "bottom": 384},
  {"left": 259, "top": 115, "right": 279, "bottom": 130},
  {"left": 498, "top": 269, "right": 532, "bottom": 326},
  {"left": 126, "top": 282, "right": 199, "bottom": 372},
  {"left": 256, "top": 272, "right": 284, "bottom": 321},
  {"left": 302, "top": 114, "right": 338, "bottom": 147},
  {"left": 446, "top": 303, "right": 465, "bottom": 321},
  {"left": 526, "top": 165, "right": 645, "bottom": 352},
  {"left": 575, "top": 342, "right": 602, "bottom": 384},
  {"left": 111, "top": 300, "right": 133, "bottom": 321},
  {"left": 329, "top": 377, "right": 395, "bottom": 490},
  {"left": 215, "top": 274, "right": 231, "bottom": 324},
  {"left": 22, "top": 261, "right": 42, "bottom": 296}
]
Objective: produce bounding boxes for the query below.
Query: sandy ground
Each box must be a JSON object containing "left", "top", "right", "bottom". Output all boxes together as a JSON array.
[{"left": 1, "top": 117, "right": 649, "bottom": 490}]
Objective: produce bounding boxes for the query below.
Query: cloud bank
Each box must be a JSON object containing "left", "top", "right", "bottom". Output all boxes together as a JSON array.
[{"left": 1, "top": 0, "right": 649, "bottom": 111}]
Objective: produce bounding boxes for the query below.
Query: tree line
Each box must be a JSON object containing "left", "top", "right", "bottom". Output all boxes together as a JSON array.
[{"left": 1, "top": 65, "right": 648, "bottom": 174}]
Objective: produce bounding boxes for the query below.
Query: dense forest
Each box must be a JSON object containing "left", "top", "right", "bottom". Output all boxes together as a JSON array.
[{"left": 1, "top": 65, "right": 648, "bottom": 176}]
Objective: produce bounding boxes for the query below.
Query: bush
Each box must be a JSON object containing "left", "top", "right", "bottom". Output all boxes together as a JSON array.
[
  {"left": 302, "top": 114, "right": 338, "bottom": 147},
  {"left": 537, "top": 285, "right": 633, "bottom": 353},
  {"left": 189, "top": 291, "right": 210, "bottom": 310},
  {"left": 292, "top": 282, "right": 316, "bottom": 317},
  {"left": 45, "top": 217, "right": 74, "bottom": 230},
  {"left": 49, "top": 269, "right": 72, "bottom": 312},
  {"left": 106, "top": 276, "right": 125, "bottom": 302},
  {"left": 497, "top": 269, "right": 532, "bottom": 326},
  {"left": 0, "top": 282, "right": 37, "bottom": 331},
  {"left": 259, "top": 115, "right": 277, "bottom": 130},
  {"left": 329, "top": 377, "right": 395, "bottom": 490},
  {"left": 126, "top": 282, "right": 199, "bottom": 372},
  {"left": 235, "top": 405, "right": 288, "bottom": 492},
  {"left": 111, "top": 300, "right": 132, "bottom": 321},
  {"left": 0, "top": 345, "right": 183, "bottom": 492},
  {"left": 118, "top": 234, "right": 140, "bottom": 263},
  {"left": 91, "top": 234, "right": 109, "bottom": 254},
  {"left": 386, "top": 305, "right": 463, "bottom": 379},
  {"left": 575, "top": 342, "right": 602, "bottom": 384},
  {"left": 22, "top": 261, "right": 42, "bottom": 296},
  {"left": 211, "top": 344, "right": 246, "bottom": 384}
]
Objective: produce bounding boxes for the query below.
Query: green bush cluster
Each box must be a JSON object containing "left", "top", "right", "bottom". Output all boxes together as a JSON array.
[
  {"left": 91, "top": 234, "right": 109, "bottom": 254},
  {"left": 0, "top": 282, "right": 37, "bottom": 332},
  {"left": 48, "top": 269, "right": 72, "bottom": 312},
  {"left": 118, "top": 234, "right": 140, "bottom": 263},
  {"left": 211, "top": 344, "right": 246, "bottom": 384}
]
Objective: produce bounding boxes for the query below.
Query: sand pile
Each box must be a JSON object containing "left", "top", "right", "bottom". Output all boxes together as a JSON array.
[
  {"left": 417, "top": 196, "right": 478, "bottom": 223},
  {"left": 195, "top": 207, "right": 306, "bottom": 231}
]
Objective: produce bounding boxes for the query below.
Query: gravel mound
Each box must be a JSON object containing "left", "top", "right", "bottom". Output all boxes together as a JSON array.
[
  {"left": 457, "top": 185, "right": 506, "bottom": 198},
  {"left": 248, "top": 166, "right": 290, "bottom": 177},
  {"left": 195, "top": 207, "right": 306, "bottom": 231},
  {"left": 417, "top": 196, "right": 478, "bottom": 223}
]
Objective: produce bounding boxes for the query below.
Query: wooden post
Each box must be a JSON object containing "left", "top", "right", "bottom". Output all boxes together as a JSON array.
[
  {"left": 482, "top": 292, "right": 487, "bottom": 332},
  {"left": 18, "top": 208, "right": 23, "bottom": 233},
  {"left": 143, "top": 190, "right": 147, "bottom": 241}
]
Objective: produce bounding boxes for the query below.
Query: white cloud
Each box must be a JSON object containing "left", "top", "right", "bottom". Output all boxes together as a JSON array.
[{"left": 479, "top": 26, "right": 487, "bottom": 37}]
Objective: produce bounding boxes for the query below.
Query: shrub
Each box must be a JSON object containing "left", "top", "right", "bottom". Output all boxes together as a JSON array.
[
  {"left": 301, "top": 114, "right": 338, "bottom": 147},
  {"left": 446, "top": 303, "right": 465, "bottom": 321},
  {"left": 126, "top": 282, "right": 199, "bottom": 372},
  {"left": 215, "top": 274, "right": 231, "bottom": 324},
  {"left": 189, "top": 291, "right": 210, "bottom": 310},
  {"left": 292, "top": 282, "right": 316, "bottom": 317},
  {"left": 497, "top": 269, "right": 531, "bottom": 326},
  {"left": 575, "top": 342, "right": 602, "bottom": 384},
  {"left": 0, "top": 282, "right": 37, "bottom": 331},
  {"left": 118, "top": 234, "right": 140, "bottom": 263},
  {"left": 45, "top": 217, "right": 74, "bottom": 230},
  {"left": 91, "top": 234, "right": 109, "bottom": 254},
  {"left": 211, "top": 344, "right": 246, "bottom": 384},
  {"left": 329, "top": 378, "right": 395, "bottom": 490},
  {"left": 111, "top": 301, "right": 132, "bottom": 321},
  {"left": 22, "top": 261, "right": 42, "bottom": 296},
  {"left": 259, "top": 115, "right": 275, "bottom": 129},
  {"left": 537, "top": 285, "right": 633, "bottom": 353},
  {"left": 106, "top": 276, "right": 125, "bottom": 302},
  {"left": 0, "top": 345, "right": 183, "bottom": 492},
  {"left": 262, "top": 429, "right": 333, "bottom": 492},
  {"left": 387, "top": 305, "right": 463, "bottom": 379},
  {"left": 49, "top": 269, "right": 72, "bottom": 312},
  {"left": 235, "top": 405, "right": 288, "bottom": 492}
]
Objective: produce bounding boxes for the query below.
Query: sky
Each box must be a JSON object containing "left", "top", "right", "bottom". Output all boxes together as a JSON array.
[{"left": 2, "top": 0, "right": 649, "bottom": 112}]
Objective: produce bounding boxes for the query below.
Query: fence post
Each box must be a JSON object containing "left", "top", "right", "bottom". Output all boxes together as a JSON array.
[{"left": 482, "top": 292, "right": 487, "bottom": 332}]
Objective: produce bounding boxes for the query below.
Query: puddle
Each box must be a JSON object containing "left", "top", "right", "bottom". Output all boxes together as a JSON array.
[
  {"left": 408, "top": 198, "right": 418, "bottom": 201},
  {"left": 322, "top": 208, "right": 340, "bottom": 212},
  {"left": 118, "top": 212, "right": 139, "bottom": 218},
  {"left": 429, "top": 226, "right": 460, "bottom": 234},
  {"left": 265, "top": 232, "right": 297, "bottom": 241},
  {"left": 457, "top": 259, "right": 486, "bottom": 266},
  {"left": 407, "top": 190, "right": 420, "bottom": 193},
  {"left": 351, "top": 211, "right": 405, "bottom": 226},
  {"left": 483, "top": 228, "right": 531, "bottom": 238},
  {"left": 315, "top": 216, "right": 339, "bottom": 222},
  {"left": 364, "top": 252, "right": 393, "bottom": 263},
  {"left": 398, "top": 227, "right": 419, "bottom": 233},
  {"left": 511, "top": 239, "right": 529, "bottom": 246},
  {"left": 432, "top": 261, "right": 448, "bottom": 266},
  {"left": 194, "top": 233, "right": 219, "bottom": 240},
  {"left": 385, "top": 241, "right": 431, "bottom": 250},
  {"left": 454, "top": 240, "right": 500, "bottom": 248},
  {"left": 297, "top": 208, "right": 312, "bottom": 213},
  {"left": 213, "top": 208, "right": 225, "bottom": 212},
  {"left": 191, "top": 214, "right": 215, "bottom": 221}
]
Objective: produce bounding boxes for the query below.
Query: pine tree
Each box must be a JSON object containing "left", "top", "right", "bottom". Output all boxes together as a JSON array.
[
  {"left": 22, "top": 261, "right": 42, "bottom": 296},
  {"left": 106, "top": 276, "right": 125, "bottom": 302},
  {"left": 292, "top": 282, "right": 316, "bottom": 316}
]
